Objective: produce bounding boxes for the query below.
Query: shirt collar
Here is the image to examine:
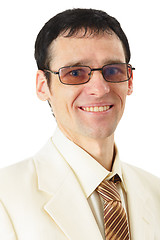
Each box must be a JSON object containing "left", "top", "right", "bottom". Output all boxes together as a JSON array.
[{"left": 52, "top": 127, "right": 126, "bottom": 198}]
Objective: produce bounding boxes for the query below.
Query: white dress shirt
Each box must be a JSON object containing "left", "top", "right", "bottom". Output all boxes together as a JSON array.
[{"left": 52, "top": 127, "right": 129, "bottom": 239}]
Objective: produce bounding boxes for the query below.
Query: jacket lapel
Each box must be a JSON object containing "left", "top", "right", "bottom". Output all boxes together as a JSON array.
[
  {"left": 122, "top": 163, "right": 154, "bottom": 240},
  {"left": 34, "top": 139, "right": 103, "bottom": 240}
]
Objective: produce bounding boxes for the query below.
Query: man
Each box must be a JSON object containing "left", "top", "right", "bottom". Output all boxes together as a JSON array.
[{"left": 0, "top": 8, "right": 159, "bottom": 240}]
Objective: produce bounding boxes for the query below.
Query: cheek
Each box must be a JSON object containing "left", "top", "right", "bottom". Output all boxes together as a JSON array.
[
  {"left": 114, "top": 83, "right": 128, "bottom": 107},
  {"left": 50, "top": 84, "right": 82, "bottom": 117}
]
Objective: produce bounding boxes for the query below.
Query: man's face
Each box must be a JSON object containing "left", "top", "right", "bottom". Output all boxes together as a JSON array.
[{"left": 37, "top": 32, "right": 133, "bottom": 143}]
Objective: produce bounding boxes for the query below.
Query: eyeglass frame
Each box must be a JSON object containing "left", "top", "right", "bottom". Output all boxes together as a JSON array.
[{"left": 44, "top": 63, "right": 135, "bottom": 85}]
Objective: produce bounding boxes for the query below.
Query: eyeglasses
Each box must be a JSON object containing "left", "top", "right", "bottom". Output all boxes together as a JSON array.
[{"left": 44, "top": 63, "right": 135, "bottom": 85}]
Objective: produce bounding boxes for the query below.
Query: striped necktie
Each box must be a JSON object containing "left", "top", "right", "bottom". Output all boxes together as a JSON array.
[{"left": 97, "top": 176, "right": 130, "bottom": 240}]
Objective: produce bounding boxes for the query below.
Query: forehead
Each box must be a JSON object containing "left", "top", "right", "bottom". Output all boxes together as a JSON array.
[{"left": 49, "top": 32, "right": 126, "bottom": 68}]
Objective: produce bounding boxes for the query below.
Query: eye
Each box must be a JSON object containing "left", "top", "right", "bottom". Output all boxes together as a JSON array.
[
  {"left": 61, "top": 68, "right": 85, "bottom": 79},
  {"left": 106, "top": 67, "right": 120, "bottom": 76},
  {"left": 66, "top": 68, "right": 87, "bottom": 79},
  {"left": 70, "top": 69, "right": 82, "bottom": 77}
]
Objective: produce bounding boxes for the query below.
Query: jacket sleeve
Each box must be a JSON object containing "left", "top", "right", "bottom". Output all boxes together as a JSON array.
[{"left": 0, "top": 200, "right": 17, "bottom": 240}]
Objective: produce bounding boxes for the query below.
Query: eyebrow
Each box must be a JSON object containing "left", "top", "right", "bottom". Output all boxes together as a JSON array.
[
  {"left": 62, "top": 58, "right": 125, "bottom": 68},
  {"left": 63, "top": 60, "right": 90, "bottom": 67},
  {"left": 103, "top": 59, "right": 125, "bottom": 65}
]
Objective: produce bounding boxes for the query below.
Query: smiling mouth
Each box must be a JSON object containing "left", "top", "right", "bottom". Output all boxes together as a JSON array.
[{"left": 80, "top": 105, "right": 113, "bottom": 112}]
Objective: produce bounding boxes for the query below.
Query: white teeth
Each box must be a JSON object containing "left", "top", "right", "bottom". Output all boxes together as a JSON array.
[{"left": 82, "top": 105, "right": 111, "bottom": 112}]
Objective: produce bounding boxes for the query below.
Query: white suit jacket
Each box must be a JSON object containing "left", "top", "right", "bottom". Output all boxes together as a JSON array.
[{"left": 0, "top": 138, "right": 160, "bottom": 240}]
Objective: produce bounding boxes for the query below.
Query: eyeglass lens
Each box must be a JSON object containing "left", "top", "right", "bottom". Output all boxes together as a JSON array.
[
  {"left": 59, "top": 64, "right": 131, "bottom": 85},
  {"left": 103, "top": 64, "right": 129, "bottom": 83},
  {"left": 59, "top": 66, "right": 90, "bottom": 85}
]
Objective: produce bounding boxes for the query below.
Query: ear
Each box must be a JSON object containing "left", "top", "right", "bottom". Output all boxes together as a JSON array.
[
  {"left": 127, "top": 72, "right": 133, "bottom": 96},
  {"left": 36, "top": 70, "right": 50, "bottom": 101}
]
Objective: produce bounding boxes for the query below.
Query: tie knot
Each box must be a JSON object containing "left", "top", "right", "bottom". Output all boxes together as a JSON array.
[{"left": 97, "top": 180, "right": 121, "bottom": 203}]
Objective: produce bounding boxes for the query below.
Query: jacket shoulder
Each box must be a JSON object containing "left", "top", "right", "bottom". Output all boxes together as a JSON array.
[
  {"left": 0, "top": 157, "right": 35, "bottom": 176},
  {"left": 122, "top": 162, "right": 160, "bottom": 195},
  {"left": 0, "top": 158, "right": 36, "bottom": 195}
]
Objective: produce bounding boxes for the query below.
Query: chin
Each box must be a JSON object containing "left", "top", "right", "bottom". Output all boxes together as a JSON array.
[{"left": 82, "top": 127, "right": 115, "bottom": 140}]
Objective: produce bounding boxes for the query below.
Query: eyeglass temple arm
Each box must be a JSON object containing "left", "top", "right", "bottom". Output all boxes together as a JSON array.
[{"left": 44, "top": 69, "right": 59, "bottom": 75}]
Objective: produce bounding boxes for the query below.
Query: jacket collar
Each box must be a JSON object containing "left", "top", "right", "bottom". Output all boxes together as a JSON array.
[
  {"left": 122, "top": 163, "right": 154, "bottom": 240},
  {"left": 34, "top": 136, "right": 154, "bottom": 239},
  {"left": 52, "top": 127, "right": 126, "bottom": 197},
  {"left": 34, "top": 138, "right": 104, "bottom": 240}
]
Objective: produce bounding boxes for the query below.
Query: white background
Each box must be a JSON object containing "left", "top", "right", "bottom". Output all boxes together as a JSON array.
[{"left": 0, "top": 0, "right": 159, "bottom": 177}]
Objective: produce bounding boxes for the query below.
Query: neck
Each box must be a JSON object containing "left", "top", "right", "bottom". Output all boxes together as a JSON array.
[
  {"left": 58, "top": 123, "right": 115, "bottom": 171},
  {"left": 59, "top": 126, "right": 115, "bottom": 171},
  {"left": 74, "top": 135, "right": 115, "bottom": 171}
]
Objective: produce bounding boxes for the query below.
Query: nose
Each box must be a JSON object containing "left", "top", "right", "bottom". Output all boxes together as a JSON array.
[{"left": 84, "top": 71, "right": 111, "bottom": 97}]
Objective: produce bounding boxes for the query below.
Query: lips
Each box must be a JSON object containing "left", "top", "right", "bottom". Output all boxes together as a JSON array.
[{"left": 80, "top": 105, "right": 113, "bottom": 112}]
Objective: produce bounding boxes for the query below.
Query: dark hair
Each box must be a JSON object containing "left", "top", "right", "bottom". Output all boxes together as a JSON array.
[{"left": 34, "top": 8, "right": 131, "bottom": 86}]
